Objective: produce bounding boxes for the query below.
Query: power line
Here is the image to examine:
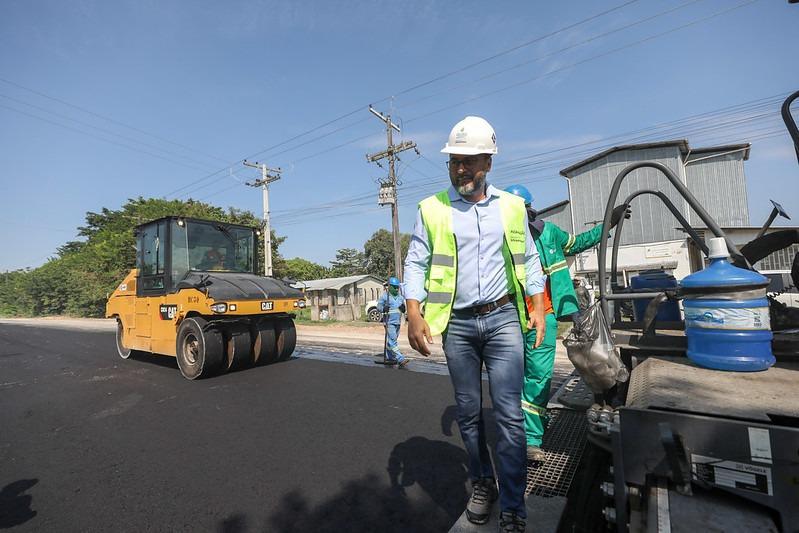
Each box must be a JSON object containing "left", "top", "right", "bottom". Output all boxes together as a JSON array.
[
  {"left": 393, "top": 0, "right": 641, "bottom": 98},
  {"left": 265, "top": 90, "right": 791, "bottom": 224},
  {"left": 167, "top": 1, "right": 646, "bottom": 198},
  {"left": 404, "top": 0, "right": 761, "bottom": 124},
  {"left": 0, "top": 102, "right": 215, "bottom": 172},
  {"left": 0, "top": 92, "right": 222, "bottom": 171},
  {"left": 0, "top": 76, "right": 231, "bottom": 165},
  {"left": 399, "top": 0, "right": 703, "bottom": 112}
]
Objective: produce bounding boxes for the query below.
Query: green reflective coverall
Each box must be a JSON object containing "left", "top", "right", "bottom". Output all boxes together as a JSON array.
[{"left": 523, "top": 221, "right": 605, "bottom": 447}]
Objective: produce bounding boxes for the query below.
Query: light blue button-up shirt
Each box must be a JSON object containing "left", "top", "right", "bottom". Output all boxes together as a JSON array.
[{"left": 403, "top": 184, "right": 545, "bottom": 310}]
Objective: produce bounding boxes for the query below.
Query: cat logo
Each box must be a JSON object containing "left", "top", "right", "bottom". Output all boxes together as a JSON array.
[
  {"left": 261, "top": 301, "right": 274, "bottom": 311},
  {"left": 159, "top": 304, "right": 178, "bottom": 320}
]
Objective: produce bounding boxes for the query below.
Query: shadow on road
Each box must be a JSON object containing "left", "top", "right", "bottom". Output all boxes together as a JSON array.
[
  {"left": 216, "top": 436, "right": 472, "bottom": 533},
  {"left": 440, "top": 404, "right": 498, "bottom": 447},
  {"left": 0, "top": 478, "right": 38, "bottom": 529},
  {"left": 128, "top": 351, "right": 180, "bottom": 370}
]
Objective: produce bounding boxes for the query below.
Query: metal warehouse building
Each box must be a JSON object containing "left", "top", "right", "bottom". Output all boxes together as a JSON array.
[{"left": 539, "top": 140, "right": 798, "bottom": 290}]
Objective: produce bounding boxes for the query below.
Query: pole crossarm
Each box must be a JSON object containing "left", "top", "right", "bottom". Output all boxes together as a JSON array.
[
  {"left": 366, "top": 140, "right": 417, "bottom": 163},
  {"left": 243, "top": 160, "right": 282, "bottom": 277},
  {"left": 365, "top": 107, "right": 419, "bottom": 282},
  {"left": 243, "top": 160, "right": 282, "bottom": 186}
]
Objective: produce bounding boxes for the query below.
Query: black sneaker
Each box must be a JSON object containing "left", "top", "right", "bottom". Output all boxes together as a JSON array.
[
  {"left": 498, "top": 510, "right": 526, "bottom": 532},
  {"left": 465, "top": 477, "right": 498, "bottom": 525},
  {"left": 527, "top": 445, "right": 546, "bottom": 462}
]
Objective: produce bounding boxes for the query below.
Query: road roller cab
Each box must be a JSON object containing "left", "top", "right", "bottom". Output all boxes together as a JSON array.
[{"left": 106, "top": 216, "right": 305, "bottom": 379}]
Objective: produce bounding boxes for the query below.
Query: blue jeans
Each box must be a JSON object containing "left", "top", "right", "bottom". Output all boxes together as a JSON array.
[
  {"left": 443, "top": 302, "right": 526, "bottom": 518},
  {"left": 385, "top": 321, "right": 405, "bottom": 363}
]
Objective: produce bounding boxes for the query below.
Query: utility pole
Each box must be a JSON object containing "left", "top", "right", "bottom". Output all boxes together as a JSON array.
[
  {"left": 366, "top": 106, "right": 418, "bottom": 282},
  {"left": 244, "top": 160, "right": 282, "bottom": 277}
]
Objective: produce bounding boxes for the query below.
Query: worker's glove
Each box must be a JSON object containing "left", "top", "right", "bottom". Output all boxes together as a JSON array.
[{"left": 610, "top": 205, "right": 632, "bottom": 229}]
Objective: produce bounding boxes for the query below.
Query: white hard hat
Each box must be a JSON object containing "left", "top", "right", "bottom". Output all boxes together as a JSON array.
[{"left": 441, "top": 116, "right": 498, "bottom": 155}]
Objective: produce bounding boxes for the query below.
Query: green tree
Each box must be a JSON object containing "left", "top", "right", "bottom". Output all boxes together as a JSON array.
[
  {"left": 329, "top": 248, "right": 366, "bottom": 277},
  {"left": 363, "top": 229, "right": 410, "bottom": 280},
  {"left": 281, "top": 258, "right": 329, "bottom": 281},
  {"left": 0, "top": 197, "right": 288, "bottom": 318}
]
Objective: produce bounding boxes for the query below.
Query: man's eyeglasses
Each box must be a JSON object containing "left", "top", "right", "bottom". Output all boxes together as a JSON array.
[{"left": 446, "top": 155, "right": 485, "bottom": 170}]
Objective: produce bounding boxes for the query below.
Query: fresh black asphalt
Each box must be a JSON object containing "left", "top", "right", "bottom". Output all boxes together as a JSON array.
[{"left": 0, "top": 324, "right": 488, "bottom": 532}]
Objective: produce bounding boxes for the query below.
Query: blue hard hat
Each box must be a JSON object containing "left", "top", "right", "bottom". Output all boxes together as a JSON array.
[
  {"left": 388, "top": 276, "right": 400, "bottom": 286},
  {"left": 504, "top": 184, "right": 533, "bottom": 206}
]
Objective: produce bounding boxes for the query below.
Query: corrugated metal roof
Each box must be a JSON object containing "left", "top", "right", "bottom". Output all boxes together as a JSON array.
[
  {"left": 558, "top": 141, "right": 750, "bottom": 177},
  {"left": 293, "top": 275, "right": 384, "bottom": 291},
  {"left": 686, "top": 143, "right": 750, "bottom": 160},
  {"left": 559, "top": 140, "right": 689, "bottom": 177}
]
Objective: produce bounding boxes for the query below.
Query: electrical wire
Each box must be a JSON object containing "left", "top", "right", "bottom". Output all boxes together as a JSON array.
[
  {"left": 403, "top": 0, "right": 761, "bottom": 124},
  {"left": 0, "top": 76, "right": 231, "bottom": 165}
]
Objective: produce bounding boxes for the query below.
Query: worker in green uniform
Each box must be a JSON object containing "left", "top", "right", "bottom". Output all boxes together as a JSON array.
[{"left": 505, "top": 184, "right": 629, "bottom": 462}]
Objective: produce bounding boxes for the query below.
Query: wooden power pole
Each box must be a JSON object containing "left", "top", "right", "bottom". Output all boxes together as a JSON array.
[
  {"left": 366, "top": 106, "right": 417, "bottom": 282},
  {"left": 243, "top": 160, "right": 282, "bottom": 277}
]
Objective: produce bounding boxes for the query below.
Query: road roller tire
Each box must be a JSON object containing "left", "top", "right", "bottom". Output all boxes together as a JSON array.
[
  {"left": 176, "top": 317, "right": 224, "bottom": 380},
  {"left": 275, "top": 318, "right": 297, "bottom": 362},
  {"left": 223, "top": 323, "right": 252, "bottom": 372},
  {"left": 251, "top": 320, "right": 277, "bottom": 365},
  {"left": 115, "top": 318, "right": 144, "bottom": 360}
]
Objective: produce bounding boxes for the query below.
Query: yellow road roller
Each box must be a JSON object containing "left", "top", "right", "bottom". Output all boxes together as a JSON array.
[{"left": 106, "top": 216, "right": 305, "bottom": 379}]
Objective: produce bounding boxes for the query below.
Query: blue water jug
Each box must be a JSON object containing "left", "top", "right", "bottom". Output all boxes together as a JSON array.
[
  {"left": 630, "top": 269, "right": 681, "bottom": 322},
  {"left": 681, "top": 238, "right": 774, "bottom": 372}
]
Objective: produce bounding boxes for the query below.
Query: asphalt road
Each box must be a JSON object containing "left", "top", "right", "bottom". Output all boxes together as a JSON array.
[{"left": 0, "top": 324, "right": 478, "bottom": 532}]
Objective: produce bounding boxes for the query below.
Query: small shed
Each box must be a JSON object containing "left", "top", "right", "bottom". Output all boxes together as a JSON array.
[{"left": 295, "top": 275, "right": 385, "bottom": 321}]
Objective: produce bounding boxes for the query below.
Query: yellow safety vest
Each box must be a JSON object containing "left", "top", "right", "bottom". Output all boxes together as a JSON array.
[{"left": 418, "top": 190, "right": 529, "bottom": 336}]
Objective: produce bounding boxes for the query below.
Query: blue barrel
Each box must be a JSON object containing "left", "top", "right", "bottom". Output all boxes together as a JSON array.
[
  {"left": 681, "top": 239, "right": 774, "bottom": 372},
  {"left": 630, "top": 270, "right": 681, "bottom": 322}
]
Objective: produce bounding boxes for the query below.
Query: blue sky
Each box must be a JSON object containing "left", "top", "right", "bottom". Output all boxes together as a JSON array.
[{"left": 1, "top": 0, "right": 797, "bottom": 271}]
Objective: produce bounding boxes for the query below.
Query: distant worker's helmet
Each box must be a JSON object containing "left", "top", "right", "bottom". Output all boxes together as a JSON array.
[
  {"left": 441, "top": 116, "right": 498, "bottom": 155},
  {"left": 388, "top": 276, "right": 401, "bottom": 287},
  {"left": 504, "top": 184, "right": 533, "bottom": 206}
]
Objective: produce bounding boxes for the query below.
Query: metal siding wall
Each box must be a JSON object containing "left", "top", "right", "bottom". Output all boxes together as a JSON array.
[
  {"left": 568, "top": 146, "right": 685, "bottom": 246},
  {"left": 684, "top": 153, "right": 750, "bottom": 227},
  {"left": 539, "top": 202, "right": 573, "bottom": 233}
]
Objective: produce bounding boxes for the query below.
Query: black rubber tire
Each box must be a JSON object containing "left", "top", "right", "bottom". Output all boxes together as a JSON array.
[
  {"left": 115, "top": 318, "right": 144, "bottom": 359},
  {"left": 251, "top": 320, "right": 278, "bottom": 365},
  {"left": 175, "top": 317, "right": 224, "bottom": 380},
  {"left": 275, "top": 317, "right": 297, "bottom": 362},
  {"left": 223, "top": 323, "right": 252, "bottom": 372},
  {"left": 367, "top": 308, "right": 382, "bottom": 322}
]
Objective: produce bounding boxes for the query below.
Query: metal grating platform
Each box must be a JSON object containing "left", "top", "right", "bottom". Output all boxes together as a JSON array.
[{"left": 525, "top": 408, "right": 588, "bottom": 498}]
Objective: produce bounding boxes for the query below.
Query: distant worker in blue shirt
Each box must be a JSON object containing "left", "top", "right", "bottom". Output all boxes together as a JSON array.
[{"left": 378, "top": 276, "right": 409, "bottom": 368}]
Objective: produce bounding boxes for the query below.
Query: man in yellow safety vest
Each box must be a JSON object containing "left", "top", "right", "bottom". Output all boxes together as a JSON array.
[{"left": 404, "top": 116, "right": 547, "bottom": 533}]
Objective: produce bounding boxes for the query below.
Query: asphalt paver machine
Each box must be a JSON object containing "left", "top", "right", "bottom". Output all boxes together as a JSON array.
[
  {"left": 551, "top": 90, "right": 799, "bottom": 533},
  {"left": 106, "top": 216, "right": 305, "bottom": 379}
]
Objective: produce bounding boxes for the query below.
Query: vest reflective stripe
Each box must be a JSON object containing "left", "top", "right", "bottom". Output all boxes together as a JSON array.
[
  {"left": 563, "top": 233, "right": 576, "bottom": 253},
  {"left": 543, "top": 260, "right": 568, "bottom": 275},
  {"left": 419, "top": 190, "right": 529, "bottom": 336},
  {"left": 419, "top": 192, "right": 458, "bottom": 336},
  {"left": 427, "top": 291, "right": 452, "bottom": 304},
  {"left": 431, "top": 254, "right": 455, "bottom": 267},
  {"left": 521, "top": 399, "right": 546, "bottom": 416}
]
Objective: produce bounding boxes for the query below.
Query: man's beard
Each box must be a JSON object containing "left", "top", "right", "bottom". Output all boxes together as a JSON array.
[{"left": 453, "top": 172, "right": 486, "bottom": 197}]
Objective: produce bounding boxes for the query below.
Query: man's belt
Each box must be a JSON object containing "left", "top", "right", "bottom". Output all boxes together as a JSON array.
[{"left": 460, "top": 293, "right": 512, "bottom": 316}]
